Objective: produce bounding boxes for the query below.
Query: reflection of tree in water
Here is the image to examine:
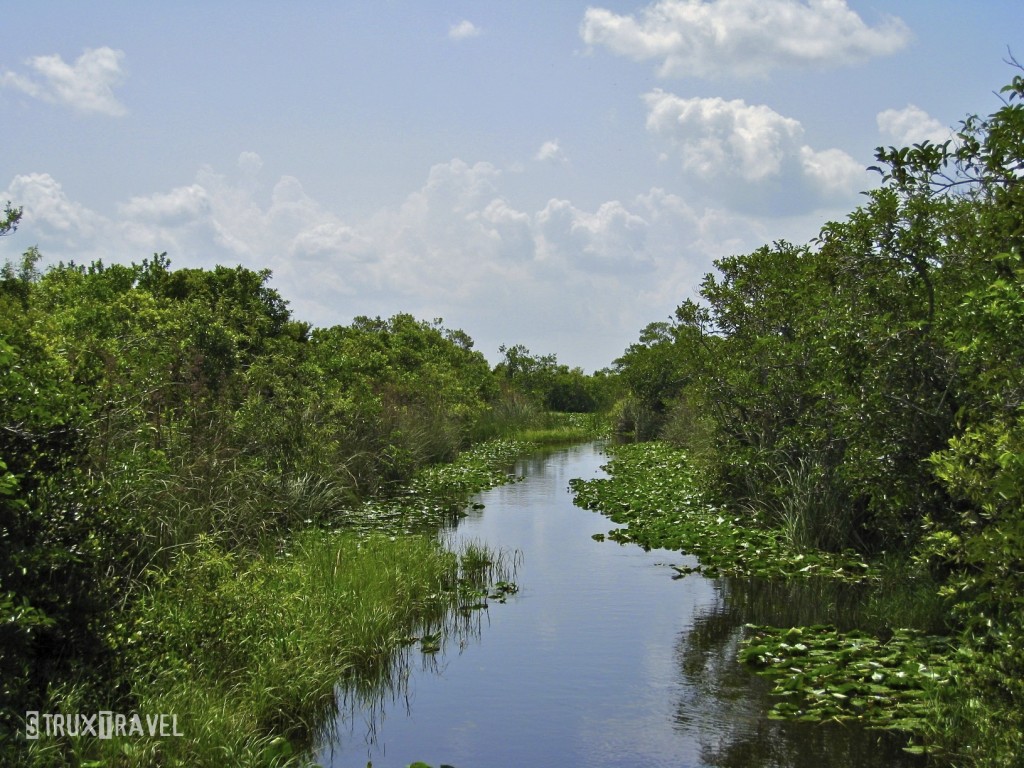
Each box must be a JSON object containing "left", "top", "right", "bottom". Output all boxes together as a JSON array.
[{"left": 673, "top": 578, "right": 925, "bottom": 768}]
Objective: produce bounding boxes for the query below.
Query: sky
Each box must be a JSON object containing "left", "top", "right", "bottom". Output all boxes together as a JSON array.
[{"left": 1, "top": 1, "right": 1021, "bottom": 372}]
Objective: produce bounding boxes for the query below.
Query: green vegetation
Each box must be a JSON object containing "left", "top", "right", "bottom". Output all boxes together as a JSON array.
[
  {"left": 571, "top": 442, "right": 877, "bottom": 582},
  {"left": 593, "top": 64, "right": 1024, "bottom": 766},
  {"left": 740, "top": 626, "right": 950, "bottom": 742},
  {"left": 25, "top": 533, "right": 511, "bottom": 767},
  {"left": 493, "top": 344, "right": 617, "bottom": 416},
  {"left": 0, "top": 226, "right": 606, "bottom": 765},
  {"left": 512, "top": 411, "right": 610, "bottom": 446}
]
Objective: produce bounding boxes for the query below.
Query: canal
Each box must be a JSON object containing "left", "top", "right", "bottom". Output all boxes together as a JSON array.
[{"left": 317, "top": 442, "right": 921, "bottom": 768}]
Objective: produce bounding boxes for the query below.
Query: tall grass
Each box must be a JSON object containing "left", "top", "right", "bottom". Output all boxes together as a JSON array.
[
  {"left": 22, "top": 533, "right": 512, "bottom": 767},
  {"left": 470, "top": 389, "right": 541, "bottom": 441},
  {"left": 740, "top": 453, "right": 861, "bottom": 554},
  {"left": 515, "top": 412, "right": 609, "bottom": 445}
]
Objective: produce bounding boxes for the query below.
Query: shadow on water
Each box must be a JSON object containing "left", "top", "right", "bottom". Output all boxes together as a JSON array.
[{"left": 674, "top": 577, "right": 926, "bottom": 768}]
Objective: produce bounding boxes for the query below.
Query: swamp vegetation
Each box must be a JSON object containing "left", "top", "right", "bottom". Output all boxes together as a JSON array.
[{"left": 0, "top": 231, "right": 607, "bottom": 765}]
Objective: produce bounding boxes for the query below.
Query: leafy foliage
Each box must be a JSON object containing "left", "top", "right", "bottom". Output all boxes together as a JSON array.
[
  {"left": 741, "top": 624, "right": 951, "bottom": 751},
  {"left": 495, "top": 343, "right": 614, "bottom": 414}
]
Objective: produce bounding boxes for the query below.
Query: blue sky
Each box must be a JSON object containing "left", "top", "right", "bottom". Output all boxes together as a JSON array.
[{"left": 2, "top": 1, "right": 1021, "bottom": 371}]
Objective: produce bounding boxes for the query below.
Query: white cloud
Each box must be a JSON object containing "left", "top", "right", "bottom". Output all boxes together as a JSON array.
[
  {"left": 2, "top": 157, "right": 833, "bottom": 369},
  {"left": 237, "top": 151, "right": 264, "bottom": 177},
  {"left": 643, "top": 90, "right": 866, "bottom": 210},
  {"left": 535, "top": 140, "right": 567, "bottom": 163},
  {"left": 877, "top": 104, "right": 950, "bottom": 146},
  {"left": 644, "top": 91, "right": 803, "bottom": 181},
  {"left": 449, "top": 20, "right": 482, "bottom": 40},
  {"left": 291, "top": 221, "right": 372, "bottom": 262},
  {"left": 0, "top": 47, "right": 128, "bottom": 115},
  {"left": 580, "top": 0, "right": 911, "bottom": 78},
  {"left": 5, "top": 173, "right": 104, "bottom": 243},
  {"left": 422, "top": 158, "right": 501, "bottom": 207},
  {"left": 118, "top": 185, "right": 211, "bottom": 224},
  {"left": 537, "top": 198, "right": 651, "bottom": 272},
  {"left": 798, "top": 147, "right": 865, "bottom": 196}
]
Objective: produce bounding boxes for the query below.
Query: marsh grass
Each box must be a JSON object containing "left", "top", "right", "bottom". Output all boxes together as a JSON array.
[
  {"left": 21, "top": 533, "right": 513, "bottom": 767},
  {"left": 470, "top": 390, "right": 540, "bottom": 441},
  {"left": 472, "top": 389, "right": 608, "bottom": 445},
  {"left": 740, "top": 454, "right": 861, "bottom": 555},
  {"left": 515, "top": 412, "right": 609, "bottom": 445},
  {"left": 117, "top": 449, "right": 357, "bottom": 576}
]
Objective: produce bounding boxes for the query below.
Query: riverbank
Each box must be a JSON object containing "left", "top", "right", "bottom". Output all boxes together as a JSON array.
[
  {"left": 570, "top": 440, "right": 957, "bottom": 760},
  {"left": 318, "top": 441, "right": 924, "bottom": 768}
]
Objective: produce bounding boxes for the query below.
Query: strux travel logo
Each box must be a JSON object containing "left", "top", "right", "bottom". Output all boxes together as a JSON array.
[{"left": 24, "top": 711, "right": 183, "bottom": 740}]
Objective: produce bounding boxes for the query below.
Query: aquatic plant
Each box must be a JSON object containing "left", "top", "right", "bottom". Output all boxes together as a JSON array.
[
  {"left": 740, "top": 624, "right": 952, "bottom": 755},
  {"left": 570, "top": 441, "right": 878, "bottom": 583}
]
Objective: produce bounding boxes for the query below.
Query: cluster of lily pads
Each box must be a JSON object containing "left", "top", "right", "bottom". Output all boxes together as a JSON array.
[
  {"left": 569, "top": 442, "right": 878, "bottom": 583},
  {"left": 408, "top": 438, "right": 530, "bottom": 500},
  {"left": 740, "top": 624, "right": 951, "bottom": 754}
]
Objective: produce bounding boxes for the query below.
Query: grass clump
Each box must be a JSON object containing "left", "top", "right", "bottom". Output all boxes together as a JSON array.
[{"left": 515, "top": 412, "right": 610, "bottom": 445}]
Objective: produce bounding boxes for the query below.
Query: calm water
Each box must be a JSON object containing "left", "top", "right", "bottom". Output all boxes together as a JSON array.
[{"left": 316, "top": 442, "right": 922, "bottom": 768}]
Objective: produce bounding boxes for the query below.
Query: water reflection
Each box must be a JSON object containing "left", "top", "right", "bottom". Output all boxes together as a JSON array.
[
  {"left": 673, "top": 578, "right": 925, "bottom": 768},
  {"left": 312, "top": 547, "right": 508, "bottom": 760}
]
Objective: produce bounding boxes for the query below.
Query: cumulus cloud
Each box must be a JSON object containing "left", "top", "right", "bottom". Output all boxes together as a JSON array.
[
  {"left": 5, "top": 173, "right": 104, "bottom": 243},
  {"left": 1, "top": 47, "right": 128, "bottom": 115},
  {"left": 644, "top": 91, "right": 803, "bottom": 181},
  {"left": 580, "top": 0, "right": 910, "bottom": 78},
  {"left": 798, "top": 147, "right": 865, "bottom": 197},
  {"left": 2, "top": 156, "right": 823, "bottom": 369},
  {"left": 535, "top": 140, "right": 567, "bottom": 163},
  {"left": 237, "top": 151, "right": 264, "bottom": 177},
  {"left": 536, "top": 199, "right": 651, "bottom": 272},
  {"left": 643, "top": 90, "right": 866, "bottom": 211},
  {"left": 118, "top": 185, "right": 211, "bottom": 224},
  {"left": 449, "top": 20, "right": 482, "bottom": 40},
  {"left": 877, "top": 104, "right": 950, "bottom": 146}
]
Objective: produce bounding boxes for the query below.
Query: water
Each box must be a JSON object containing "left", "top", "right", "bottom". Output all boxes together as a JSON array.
[{"left": 316, "top": 442, "right": 922, "bottom": 768}]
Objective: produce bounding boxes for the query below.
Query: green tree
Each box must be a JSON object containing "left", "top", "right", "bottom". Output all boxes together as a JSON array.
[
  {"left": 0, "top": 202, "right": 20, "bottom": 237},
  {"left": 496, "top": 344, "right": 604, "bottom": 414},
  {"left": 895, "top": 65, "right": 1024, "bottom": 762}
]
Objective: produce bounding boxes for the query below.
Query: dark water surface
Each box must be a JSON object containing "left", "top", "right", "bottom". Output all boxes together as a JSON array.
[{"left": 317, "top": 442, "right": 922, "bottom": 768}]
